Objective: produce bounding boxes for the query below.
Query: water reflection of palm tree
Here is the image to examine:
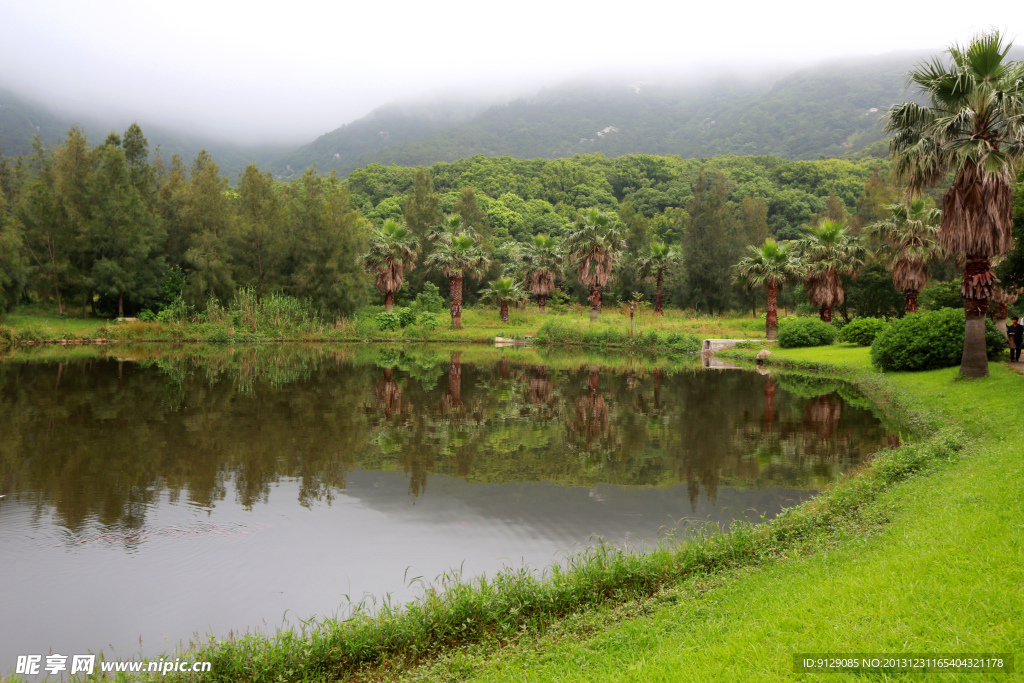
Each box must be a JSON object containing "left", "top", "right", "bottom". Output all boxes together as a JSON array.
[
  {"left": 527, "top": 366, "right": 553, "bottom": 404},
  {"left": 374, "top": 367, "right": 403, "bottom": 418},
  {"left": 762, "top": 376, "right": 777, "bottom": 434},
  {"left": 570, "top": 365, "right": 611, "bottom": 447},
  {"left": 802, "top": 395, "right": 842, "bottom": 440},
  {"left": 444, "top": 352, "right": 462, "bottom": 410}
]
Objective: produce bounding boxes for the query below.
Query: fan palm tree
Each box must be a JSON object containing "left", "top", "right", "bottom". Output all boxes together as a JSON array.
[
  {"left": 796, "top": 219, "right": 866, "bottom": 323},
  {"left": 360, "top": 218, "right": 419, "bottom": 311},
  {"left": 884, "top": 30, "right": 1024, "bottom": 377},
  {"left": 636, "top": 242, "right": 681, "bottom": 315},
  {"left": 425, "top": 215, "right": 490, "bottom": 329},
  {"left": 564, "top": 209, "right": 626, "bottom": 322},
  {"left": 520, "top": 233, "right": 561, "bottom": 313},
  {"left": 734, "top": 238, "right": 800, "bottom": 340},
  {"left": 867, "top": 199, "right": 943, "bottom": 313},
  {"left": 479, "top": 276, "right": 527, "bottom": 322}
]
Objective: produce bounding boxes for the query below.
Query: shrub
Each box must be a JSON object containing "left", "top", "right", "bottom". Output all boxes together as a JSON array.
[
  {"left": 777, "top": 317, "right": 838, "bottom": 348},
  {"left": 396, "top": 307, "right": 416, "bottom": 327},
  {"left": 137, "top": 309, "right": 157, "bottom": 322},
  {"left": 156, "top": 297, "right": 193, "bottom": 324},
  {"left": 410, "top": 283, "right": 445, "bottom": 315},
  {"left": 416, "top": 312, "right": 441, "bottom": 330},
  {"left": 375, "top": 311, "right": 401, "bottom": 331},
  {"left": 870, "top": 308, "right": 1007, "bottom": 371},
  {"left": 919, "top": 280, "right": 962, "bottom": 310},
  {"left": 665, "top": 331, "right": 702, "bottom": 353},
  {"left": 0, "top": 325, "right": 15, "bottom": 346},
  {"left": 837, "top": 317, "right": 888, "bottom": 346}
]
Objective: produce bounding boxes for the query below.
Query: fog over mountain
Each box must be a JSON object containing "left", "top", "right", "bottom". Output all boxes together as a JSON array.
[{"left": 0, "top": 0, "right": 1011, "bottom": 146}]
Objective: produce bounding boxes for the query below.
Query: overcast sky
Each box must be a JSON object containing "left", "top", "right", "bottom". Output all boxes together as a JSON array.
[{"left": 0, "top": 0, "right": 1016, "bottom": 145}]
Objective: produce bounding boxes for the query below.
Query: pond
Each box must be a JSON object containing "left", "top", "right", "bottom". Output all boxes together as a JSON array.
[{"left": 0, "top": 344, "right": 896, "bottom": 669}]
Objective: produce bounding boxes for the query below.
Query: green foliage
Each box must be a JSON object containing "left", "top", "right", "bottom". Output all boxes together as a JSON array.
[
  {"left": 684, "top": 170, "right": 742, "bottom": 314},
  {"left": 837, "top": 317, "right": 887, "bottom": 346},
  {"left": 409, "top": 282, "right": 445, "bottom": 314},
  {"left": 415, "top": 312, "right": 441, "bottom": 330},
  {"left": 375, "top": 311, "right": 401, "bottom": 331},
  {"left": 870, "top": 308, "right": 1007, "bottom": 371},
  {"left": 396, "top": 307, "right": 416, "bottom": 327},
  {"left": 918, "top": 280, "right": 962, "bottom": 310},
  {"left": 777, "top": 317, "right": 838, "bottom": 348},
  {"left": 843, "top": 263, "right": 904, "bottom": 319},
  {"left": 230, "top": 288, "right": 323, "bottom": 333},
  {"left": 156, "top": 297, "right": 193, "bottom": 324},
  {"left": 535, "top": 317, "right": 700, "bottom": 351}
]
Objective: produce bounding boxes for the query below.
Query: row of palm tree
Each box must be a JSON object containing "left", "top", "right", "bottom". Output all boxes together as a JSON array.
[
  {"left": 735, "top": 202, "right": 948, "bottom": 340},
  {"left": 361, "top": 207, "right": 680, "bottom": 327}
]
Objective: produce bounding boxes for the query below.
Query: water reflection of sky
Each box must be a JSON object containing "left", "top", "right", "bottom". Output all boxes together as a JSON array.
[{"left": 0, "top": 471, "right": 812, "bottom": 669}]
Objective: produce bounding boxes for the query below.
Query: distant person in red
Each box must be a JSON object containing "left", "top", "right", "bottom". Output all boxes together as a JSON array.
[{"left": 1009, "top": 316, "right": 1023, "bottom": 362}]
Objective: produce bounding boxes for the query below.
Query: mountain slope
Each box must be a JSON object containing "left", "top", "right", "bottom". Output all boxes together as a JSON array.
[{"left": 274, "top": 52, "right": 928, "bottom": 177}]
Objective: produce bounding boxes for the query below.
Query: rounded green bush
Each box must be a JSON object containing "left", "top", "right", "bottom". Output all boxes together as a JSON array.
[
  {"left": 396, "top": 307, "right": 416, "bottom": 327},
  {"left": 870, "top": 308, "right": 1007, "bottom": 371},
  {"left": 777, "top": 317, "right": 838, "bottom": 348},
  {"left": 375, "top": 311, "right": 401, "bottom": 331},
  {"left": 416, "top": 312, "right": 441, "bottom": 330},
  {"left": 837, "top": 317, "right": 888, "bottom": 346}
]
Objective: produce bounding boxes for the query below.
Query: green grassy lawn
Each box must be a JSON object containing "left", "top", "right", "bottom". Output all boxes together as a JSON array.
[
  {"left": 2, "top": 312, "right": 109, "bottom": 338},
  {"left": 389, "top": 347, "right": 1023, "bottom": 683}
]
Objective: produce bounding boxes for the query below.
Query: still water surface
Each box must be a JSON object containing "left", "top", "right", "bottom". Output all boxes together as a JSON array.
[{"left": 0, "top": 345, "right": 895, "bottom": 668}]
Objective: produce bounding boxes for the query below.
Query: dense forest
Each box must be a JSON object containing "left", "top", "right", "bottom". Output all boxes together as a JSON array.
[{"left": 2, "top": 118, "right": 984, "bottom": 321}]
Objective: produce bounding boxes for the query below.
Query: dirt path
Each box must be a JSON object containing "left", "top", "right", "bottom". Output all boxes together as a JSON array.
[{"left": 1006, "top": 361, "right": 1024, "bottom": 376}]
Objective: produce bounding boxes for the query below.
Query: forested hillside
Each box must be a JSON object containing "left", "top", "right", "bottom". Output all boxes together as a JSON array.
[{"left": 273, "top": 52, "right": 927, "bottom": 178}]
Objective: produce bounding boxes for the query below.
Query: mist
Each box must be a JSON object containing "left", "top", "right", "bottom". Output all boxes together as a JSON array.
[{"left": 0, "top": 0, "right": 1013, "bottom": 146}]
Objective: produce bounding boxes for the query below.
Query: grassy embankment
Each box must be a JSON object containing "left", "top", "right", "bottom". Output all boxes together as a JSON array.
[
  {"left": 80, "top": 344, "right": 1012, "bottom": 682},
  {"left": 0, "top": 305, "right": 765, "bottom": 351},
  {"left": 393, "top": 345, "right": 1019, "bottom": 683}
]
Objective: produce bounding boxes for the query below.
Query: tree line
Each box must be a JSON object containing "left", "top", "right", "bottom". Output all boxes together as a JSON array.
[
  {"left": 0, "top": 125, "right": 367, "bottom": 317},
  {"left": 1, "top": 104, "right": 1019, "bottom": 326}
]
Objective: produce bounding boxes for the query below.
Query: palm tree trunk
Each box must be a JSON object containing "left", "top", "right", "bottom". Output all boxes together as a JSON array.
[
  {"left": 118, "top": 291, "right": 124, "bottom": 318},
  {"left": 589, "top": 285, "right": 601, "bottom": 322},
  {"left": 537, "top": 295, "right": 547, "bottom": 314},
  {"left": 766, "top": 279, "right": 779, "bottom": 340},
  {"left": 904, "top": 290, "right": 919, "bottom": 314},
  {"left": 819, "top": 305, "right": 832, "bottom": 323},
  {"left": 500, "top": 301, "right": 509, "bottom": 322},
  {"left": 994, "top": 300, "right": 1008, "bottom": 338},
  {"left": 960, "top": 256, "right": 993, "bottom": 378},
  {"left": 384, "top": 291, "right": 395, "bottom": 312},
  {"left": 655, "top": 272, "right": 664, "bottom": 315},
  {"left": 55, "top": 285, "right": 63, "bottom": 315},
  {"left": 450, "top": 275, "right": 463, "bottom": 329}
]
